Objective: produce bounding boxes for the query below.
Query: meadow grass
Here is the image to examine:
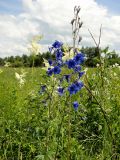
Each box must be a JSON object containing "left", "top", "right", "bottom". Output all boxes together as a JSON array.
[{"left": 0, "top": 66, "right": 120, "bottom": 160}]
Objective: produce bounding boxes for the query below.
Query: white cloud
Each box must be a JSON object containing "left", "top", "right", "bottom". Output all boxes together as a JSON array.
[{"left": 0, "top": 0, "right": 120, "bottom": 57}]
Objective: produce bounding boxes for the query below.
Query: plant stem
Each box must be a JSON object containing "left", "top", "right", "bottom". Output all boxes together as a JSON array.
[
  {"left": 84, "top": 84, "right": 114, "bottom": 141},
  {"left": 45, "top": 79, "right": 55, "bottom": 156},
  {"left": 54, "top": 95, "right": 70, "bottom": 160},
  {"left": 67, "top": 96, "right": 71, "bottom": 160}
]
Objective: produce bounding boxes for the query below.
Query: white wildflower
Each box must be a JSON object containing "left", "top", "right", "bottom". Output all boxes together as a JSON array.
[
  {"left": 62, "top": 51, "right": 74, "bottom": 61},
  {"left": 28, "top": 35, "right": 43, "bottom": 56},
  {"left": 115, "top": 63, "right": 119, "bottom": 67},
  {"left": 84, "top": 68, "right": 88, "bottom": 74},
  {"left": 42, "top": 58, "right": 54, "bottom": 71},
  {"left": 4, "top": 61, "right": 11, "bottom": 67},
  {"left": 112, "top": 63, "right": 119, "bottom": 68},
  {"left": 96, "top": 63, "right": 100, "bottom": 67},
  {"left": 15, "top": 71, "right": 26, "bottom": 87}
]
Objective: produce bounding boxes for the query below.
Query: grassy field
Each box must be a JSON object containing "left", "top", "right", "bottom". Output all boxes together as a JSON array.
[{"left": 0, "top": 66, "right": 120, "bottom": 160}]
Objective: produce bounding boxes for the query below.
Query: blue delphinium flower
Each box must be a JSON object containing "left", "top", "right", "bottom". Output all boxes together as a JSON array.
[
  {"left": 68, "top": 83, "right": 78, "bottom": 95},
  {"left": 47, "top": 68, "right": 53, "bottom": 76},
  {"left": 48, "top": 59, "right": 52, "bottom": 66},
  {"left": 67, "top": 59, "right": 76, "bottom": 69},
  {"left": 74, "top": 53, "right": 84, "bottom": 65},
  {"left": 46, "top": 41, "right": 85, "bottom": 110},
  {"left": 78, "top": 71, "right": 85, "bottom": 78},
  {"left": 58, "top": 87, "right": 64, "bottom": 96},
  {"left": 39, "top": 85, "right": 46, "bottom": 94},
  {"left": 41, "top": 85, "right": 46, "bottom": 92},
  {"left": 74, "top": 65, "right": 81, "bottom": 72},
  {"left": 56, "top": 50, "right": 63, "bottom": 60},
  {"left": 64, "top": 74, "right": 70, "bottom": 82},
  {"left": 52, "top": 40, "right": 63, "bottom": 48},
  {"left": 74, "top": 81, "right": 84, "bottom": 91},
  {"left": 49, "top": 47, "right": 53, "bottom": 52},
  {"left": 73, "top": 101, "right": 79, "bottom": 110},
  {"left": 53, "top": 66, "right": 61, "bottom": 74},
  {"left": 57, "top": 60, "right": 63, "bottom": 67}
]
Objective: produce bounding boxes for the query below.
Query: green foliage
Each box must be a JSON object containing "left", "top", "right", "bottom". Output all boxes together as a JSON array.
[
  {"left": 0, "top": 66, "right": 120, "bottom": 159},
  {"left": 81, "top": 46, "right": 120, "bottom": 67}
]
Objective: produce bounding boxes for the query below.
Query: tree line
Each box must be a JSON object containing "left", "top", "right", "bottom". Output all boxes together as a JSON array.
[{"left": 0, "top": 47, "right": 119, "bottom": 67}]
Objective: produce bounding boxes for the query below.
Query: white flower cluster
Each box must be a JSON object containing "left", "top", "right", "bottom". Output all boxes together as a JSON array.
[
  {"left": 15, "top": 69, "right": 27, "bottom": 87},
  {"left": 112, "top": 63, "right": 119, "bottom": 68}
]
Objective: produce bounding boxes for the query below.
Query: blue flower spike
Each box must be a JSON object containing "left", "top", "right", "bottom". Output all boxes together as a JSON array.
[{"left": 46, "top": 41, "right": 85, "bottom": 109}]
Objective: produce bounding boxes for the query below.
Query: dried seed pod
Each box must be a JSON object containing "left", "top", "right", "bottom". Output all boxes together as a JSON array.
[
  {"left": 78, "top": 16, "right": 80, "bottom": 21},
  {"left": 79, "top": 22, "right": 83, "bottom": 28},
  {"left": 77, "top": 6, "right": 81, "bottom": 14},
  {"left": 71, "top": 19, "right": 75, "bottom": 25},
  {"left": 78, "top": 36, "right": 82, "bottom": 43},
  {"left": 74, "top": 6, "right": 77, "bottom": 12}
]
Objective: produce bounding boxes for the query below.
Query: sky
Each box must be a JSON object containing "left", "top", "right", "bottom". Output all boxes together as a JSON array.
[{"left": 0, "top": 0, "right": 120, "bottom": 57}]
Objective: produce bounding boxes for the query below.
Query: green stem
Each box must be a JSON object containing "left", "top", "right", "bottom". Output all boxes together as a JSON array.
[
  {"left": 45, "top": 78, "right": 56, "bottom": 156},
  {"left": 54, "top": 95, "right": 70, "bottom": 160},
  {"left": 84, "top": 85, "right": 114, "bottom": 141},
  {"left": 54, "top": 106, "right": 66, "bottom": 160},
  {"left": 67, "top": 96, "right": 71, "bottom": 160}
]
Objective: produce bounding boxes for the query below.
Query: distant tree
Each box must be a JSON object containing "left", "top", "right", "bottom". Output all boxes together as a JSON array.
[
  {"left": 81, "top": 47, "right": 101, "bottom": 67},
  {"left": 0, "top": 58, "right": 4, "bottom": 66},
  {"left": 22, "top": 54, "right": 30, "bottom": 67}
]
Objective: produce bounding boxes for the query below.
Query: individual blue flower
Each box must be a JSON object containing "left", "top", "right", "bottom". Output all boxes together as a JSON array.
[
  {"left": 48, "top": 59, "right": 52, "bottom": 66},
  {"left": 74, "top": 65, "right": 81, "bottom": 72},
  {"left": 68, "top": 83, "right": 78, "bottom": 95},
  {"left": 74, "top": 53, "right": 84, "bottom": 65},
  {"left": 58, "top": 87, "right": 64, "bottom": 96},
  {"left": 47, "top": 68, "right": 53, "bottom": 76},
  {"left": 57, "top": 60, "right": 63, "bottom": 67},
  {"left": 78, "top": 71, "right": 85, "bottom": 78},
  {"left": 56, "top": 50, "right": 63, "bottom": 60},
  {"left": 49, "top": 47, "right": 53, "bottom": 52},
  {"left": 64, "top": 74, "right": 70, "bottom": 82},
  {"left": 74, "top": 81, "right": 84, "bottom": 91},
  {"left": 52, "top": 40, "right": 63, "bottom": 48},
  {"left": 39, "top": 85, "right": 46, "bottom": 94},
  {"left": 67, "top": 59, "right": 76, "bottom": 69},
  {"left": 53, "top": 66, "right": 61, "bottom": 74},
  {"left": 73, "top": 101, "right": 79, "bottom": 110}
]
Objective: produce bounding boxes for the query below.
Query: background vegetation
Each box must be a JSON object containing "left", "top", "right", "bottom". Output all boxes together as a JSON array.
[{"left": 0, "top": 46, "right": 119, "bottom": 68}]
